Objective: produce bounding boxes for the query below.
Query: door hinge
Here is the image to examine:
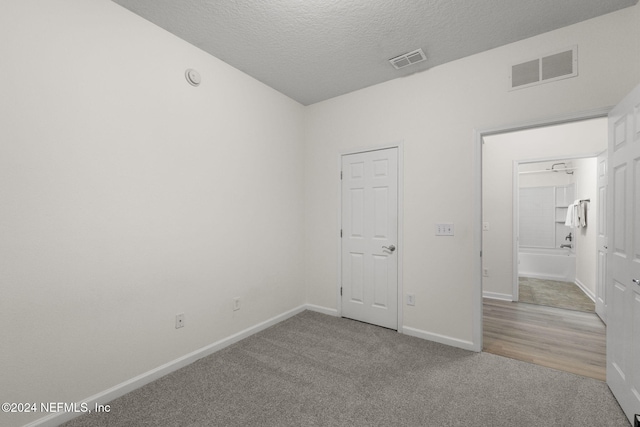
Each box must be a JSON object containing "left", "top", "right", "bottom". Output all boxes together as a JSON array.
[
  {"left": 340, "top": 229, "right": 343, "bottom": 237},
  {"left": 340, "top": 171, "right": 343, "bottom": 180},
  {"left": 480, "top": 250, "right": 482, "bottom": 257},
  {"left": 340, "top": 287, "right": 343, "bottom": 296}
]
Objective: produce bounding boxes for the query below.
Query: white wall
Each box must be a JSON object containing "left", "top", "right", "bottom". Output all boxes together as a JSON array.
[
  {"left": 2, "top": 1, "right": 640, "bottom": 426},
  {"left": 0, "top": 1, "right": 304, "bottom": 426},
  {"left": 574, "top": 157, "right": 599, "bottom": 297},
  {"left": 304, "top": 5, "right": 639, "bottom": 345},
  {"left": 483, "top": 120, "right": 606, "bottom": 298}
]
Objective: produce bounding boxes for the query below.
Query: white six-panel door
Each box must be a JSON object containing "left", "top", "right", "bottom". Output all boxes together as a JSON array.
[
  {"left": 341, "top": 148, "right": 398, "bottom": 330},
  {"left": 596, "top": 150, "right": 608, "bottom": 323},
  {"left": 607, "top": 83, "right": 640, "bottom": 424}
]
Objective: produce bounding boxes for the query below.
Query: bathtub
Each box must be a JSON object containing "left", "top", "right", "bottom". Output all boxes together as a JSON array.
[{"left": 518, "top": 247, "right": 575, "bottom": 282}]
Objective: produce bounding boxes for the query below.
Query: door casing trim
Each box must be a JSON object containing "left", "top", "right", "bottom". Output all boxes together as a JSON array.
[
  {"left": 472, "top": 108, "right": 611, "bottom": 352},
  {"left": 337, "top": 142, "right": 404, "bottom": 331}
]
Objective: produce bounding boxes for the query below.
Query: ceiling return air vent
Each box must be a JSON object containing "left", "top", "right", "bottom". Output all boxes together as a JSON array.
[
  {"left": 509, "top": 46, "right": 578, "bottom": 90},
  {"left": 389, "top": 48, "right": 427, "bottom": 70}
]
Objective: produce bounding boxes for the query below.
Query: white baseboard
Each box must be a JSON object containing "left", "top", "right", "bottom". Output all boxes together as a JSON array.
[
  {"left": 402, "top": 326, "right": 476, "bottom": 352},
  {"left": 305, "top": 304, "right": 339, "bottom": 317},
  {"left": 482, "top": 291, "right": 513, "bottom": 301},
  {"left": 574, "top": 278, "right": 596, "bottom": 302},
  {"left": 519, "top": 272, "right": 575, "bottom": 282},
  {"left": 26, "top": 305, "right": 310, "bottom": 427}
]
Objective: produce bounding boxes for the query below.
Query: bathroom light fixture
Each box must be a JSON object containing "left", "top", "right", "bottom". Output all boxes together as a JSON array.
[{"left": 547, "top": 162, "right": 574, "bottom": 175}]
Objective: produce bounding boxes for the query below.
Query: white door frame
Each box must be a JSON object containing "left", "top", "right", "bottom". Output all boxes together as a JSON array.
[
  {"left": 337, "top": 142, "right": 404, "bottom": 331},
  {"left": 472, "top": 108, "right": 611, "bottom": 352},
  {"left": 595, "top": 148, "right": 608, "bottom": 323}
]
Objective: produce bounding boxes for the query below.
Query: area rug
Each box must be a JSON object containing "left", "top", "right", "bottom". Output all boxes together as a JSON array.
[{"left": 519, "top": 277, "right": 595, "bottom": 312}]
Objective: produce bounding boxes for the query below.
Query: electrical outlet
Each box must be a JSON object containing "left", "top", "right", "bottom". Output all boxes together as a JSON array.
[
  {"left": 435, "top": 223, "right": 454, "bottom": 236},
  {"left": 175, "top": 313, "right": 184, "bottom": 329},
  {"left": 406, "top": 294, "right": 415, "bottom": 306},
  {"left": 483, "top": 268, "right": 489, "bottom": 277},
  {"left": 232, "top": 297, "right": 241, "bottom": 311}
]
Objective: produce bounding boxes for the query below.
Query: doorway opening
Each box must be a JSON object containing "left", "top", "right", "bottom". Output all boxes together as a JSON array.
[
  {"left": 478, "top": 115, "right": 608, "bottom": 380},
  {"left": 515, "top": 155, "right": 599, "bottom": 313}
]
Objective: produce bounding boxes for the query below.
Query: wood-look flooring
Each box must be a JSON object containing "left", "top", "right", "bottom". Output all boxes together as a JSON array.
[{"left": 483, "top": 298, "right": 606, "bottom": 381}]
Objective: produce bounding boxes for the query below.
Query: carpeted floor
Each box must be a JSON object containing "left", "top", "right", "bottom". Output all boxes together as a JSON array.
[
  {"left": 518, "top": 277, "right": 596, "bottom": 312},
  {"left": 62, "top": 311, "right": 628, "bottom": 427}
]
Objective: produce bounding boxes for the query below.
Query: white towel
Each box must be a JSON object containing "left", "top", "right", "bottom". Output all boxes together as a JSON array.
[
  {"left": 564, "top": 202, "right": 575, "bottom": 227},
  {"left": 572, "top": 199, "right": 580, "bottom": 228},
  {"left": 578, "top": 200, "right": 587, "bottom": 227},
  {"left": 564, "top": 200, "right": 580, "bottom": 228},
  {"left": 564, "top": 200, "right": 588, "bottom": 228}
]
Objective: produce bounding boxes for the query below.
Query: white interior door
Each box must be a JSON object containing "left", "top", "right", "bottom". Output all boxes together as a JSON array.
[
  {"left": 596, "top": 150, "right": 608, "bottom": 323},
  {"left": 341, "top": 148, "right": 398, "bottom": 330},
  {"left": 606, "top": 83, "right": 640, "bottom": 424}
]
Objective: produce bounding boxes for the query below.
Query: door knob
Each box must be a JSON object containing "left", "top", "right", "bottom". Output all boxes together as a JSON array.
[
  {"left": 633, "top": 279, "right": 640, "bottom": 285},
  {"left": 382, "top": 245, "right": 396, "bottom": 252}
]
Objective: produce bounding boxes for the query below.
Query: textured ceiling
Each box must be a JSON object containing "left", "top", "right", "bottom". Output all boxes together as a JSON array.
[{"left": 112, "top": 0, "right": 638, "bottom": 105}]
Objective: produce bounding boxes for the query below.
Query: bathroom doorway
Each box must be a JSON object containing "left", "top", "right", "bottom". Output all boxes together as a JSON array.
[
  {"left": 481, "top": 116, "right": 608, "bottom": 380},
  {"left": 481, "top": 117, "right": 607, "bottom": 310},
  {"left": 516, "top": 157, "right": 598, "bottom": 313}
]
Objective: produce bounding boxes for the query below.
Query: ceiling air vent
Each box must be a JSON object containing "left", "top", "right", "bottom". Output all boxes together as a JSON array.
[
  {"left": 509, "top": 46, "right": 578, "bottom": 91},
  {"left": 389, "top": 48, "right": 427, "bottom": 70}
]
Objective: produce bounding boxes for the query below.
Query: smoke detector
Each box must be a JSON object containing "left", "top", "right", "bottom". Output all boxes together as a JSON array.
[
  {"left": 389, "top": 49, "right": 427, "bottom": 70},
  {"left": 185, "top": 68, "right": 201, "bottom": 86}
]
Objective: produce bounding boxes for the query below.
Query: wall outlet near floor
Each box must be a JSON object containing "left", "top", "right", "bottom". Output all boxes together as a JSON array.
[
  {"left": 232, "top": 297, "right": 241, "bottom": 311},
  {"left": 406, "top": 293, "right": 415, "bottom": 306},
  {"left": 175, "top": 313, "right": 185, "bottom": 329},
  {"left": 483, "top": 268, "right": 489, "bottom": 277}
]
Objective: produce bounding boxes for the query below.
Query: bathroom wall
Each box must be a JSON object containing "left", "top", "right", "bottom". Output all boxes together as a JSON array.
[
  {"left": 573, "top": 157, "right": 599, "bottom": 298},
  {"left": 518, "top": 161, "right": 575, "bottom": 250}
]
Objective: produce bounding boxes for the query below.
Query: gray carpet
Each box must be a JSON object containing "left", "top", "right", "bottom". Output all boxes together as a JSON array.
[
  {"left": 519, "top": 277, "right": 596, "bottom": 312},
  {"left": 63, "top": 311, "right": 628, "bottom": 427}
]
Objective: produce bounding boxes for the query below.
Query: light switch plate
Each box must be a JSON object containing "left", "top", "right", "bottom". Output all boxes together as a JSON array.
[{"left": 436, "top": 223, "right": 454, "bottom": 236}]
